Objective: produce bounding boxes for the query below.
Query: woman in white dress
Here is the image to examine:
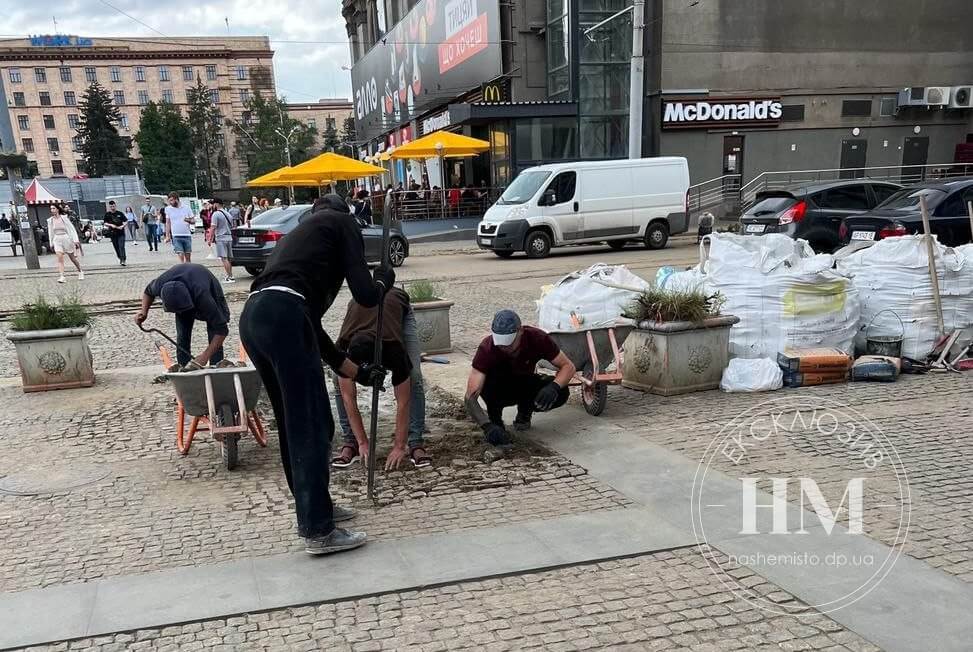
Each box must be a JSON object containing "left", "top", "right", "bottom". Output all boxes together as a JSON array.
[{"left": 47, "top": 205, "right": 84, "bottom": 283}]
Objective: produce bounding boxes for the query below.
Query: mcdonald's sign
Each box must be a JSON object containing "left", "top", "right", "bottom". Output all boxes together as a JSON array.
[{"left": 481, "top": 81, "right": 506, "bottom": 103}]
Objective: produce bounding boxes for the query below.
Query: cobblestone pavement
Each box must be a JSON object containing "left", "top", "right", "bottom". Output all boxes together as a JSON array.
[{"left": 18, "top": 548, "right": 879, "bottom": 652}]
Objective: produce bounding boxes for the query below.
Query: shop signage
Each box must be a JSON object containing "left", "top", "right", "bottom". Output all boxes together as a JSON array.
[
  {"left": 662, "top": 97, "right": 782, "bottom": 129},
  {"left": 421, "top": 111, "right": 452, "bottom": 134},
  {"left": 29, "top": 34, "right": 93, "bottom": 48},
  {"left": 351, "top": 0, "right": 501, "bottom": 141},
  {"left": 480, "top": 81, "right": 506, "bottom": 103}
]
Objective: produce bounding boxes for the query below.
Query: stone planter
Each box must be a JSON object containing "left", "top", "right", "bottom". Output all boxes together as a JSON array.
[
  {"left": 7, "top": 326, "right": 95, "bottom": 393},
  {"left": 622, "top": 316, "right": 739, "bottom": 396},
  {"left": 412, "top": 299, "right": 454, "bottom": 355}
]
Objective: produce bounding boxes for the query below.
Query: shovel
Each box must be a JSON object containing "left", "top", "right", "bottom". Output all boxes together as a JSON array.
[
  {"left": 137, "top": 322, "right": 195, "bottom": 364},
  {"left": 366, "top": 193, "right": 394, "bottom": 503}
]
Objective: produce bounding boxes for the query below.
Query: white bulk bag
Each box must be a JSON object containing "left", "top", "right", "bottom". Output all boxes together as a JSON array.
[
  {"left": 537, "top": 263, "right": 650, "bottom": 332},
  {"left": 720, "top": 357, "right": 784, "bottom": 392}
]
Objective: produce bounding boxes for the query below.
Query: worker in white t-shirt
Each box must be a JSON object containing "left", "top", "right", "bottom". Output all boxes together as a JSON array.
[{"left": 163, "top": 191, "right": 195, "bottom": 263}]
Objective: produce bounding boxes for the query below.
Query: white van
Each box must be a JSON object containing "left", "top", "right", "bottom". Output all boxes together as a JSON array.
[{"left": 477, "top": 157, "right": 690, "bottom": 258}]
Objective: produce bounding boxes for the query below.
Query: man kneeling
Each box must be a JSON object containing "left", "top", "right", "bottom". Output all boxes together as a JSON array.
[{"left": 465, "top": 309, "right": 575, "bottom": 445}]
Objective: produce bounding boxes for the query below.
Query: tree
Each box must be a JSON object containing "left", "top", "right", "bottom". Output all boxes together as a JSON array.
[
  {"left": 340, "top": 115, "right": 358, "bottom": 158},
  {"left": 135, "top": 101, "right": 194, "bottom": 194},
  {"left": 321, "top": 123, "right": 341, "bottom": 154},
  {"left": 231, "top": 93, "right": 317, "bottom": 179},
  {"left": 77, "top": 82, "right": 133, "bottom": 176},
  {"left": 186, "top": 78, "right": 229, "bottom": 195}
]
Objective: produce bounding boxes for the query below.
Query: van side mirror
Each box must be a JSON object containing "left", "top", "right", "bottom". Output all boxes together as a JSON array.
[{"left": 541, "top": 189, "right": 557, "bottom": 206}]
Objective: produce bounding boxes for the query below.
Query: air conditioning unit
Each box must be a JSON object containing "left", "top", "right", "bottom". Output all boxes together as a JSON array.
[
  {"left": 898, "top": 86, "right": 951, "bottom": 107},
  {"left": 948, "top": 85, "right": 972, "bottom": 109}
]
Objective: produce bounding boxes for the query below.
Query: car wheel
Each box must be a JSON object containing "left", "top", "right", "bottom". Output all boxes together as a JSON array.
[
  {"left": 608, "top": 240, "right": 627, "bottom": 250},
  {"left": 244, "top": 265, "right": 263, "bottom": 276},
  {"left": 493, "top": 250, "right": 515, "bottom": 259},
  {"left": 643, "top": 222, "right": 669, "bottom": 250},
  {"left": 388, "top": 238, "right": 407, "bottom": 267},
  {"left": 525, "top": 230, "right": 552, "bottom": 259}
]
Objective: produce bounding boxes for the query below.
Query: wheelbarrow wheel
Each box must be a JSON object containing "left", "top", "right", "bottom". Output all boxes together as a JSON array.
[
  {"left": 582, "top": 382, "right": 608, "bottom": 416},
  {"left": 217, "top": 404, "right": 239, "bottom": 470}
]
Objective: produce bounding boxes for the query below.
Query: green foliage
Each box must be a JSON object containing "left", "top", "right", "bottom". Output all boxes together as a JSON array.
[
  {"left": 321, "top": 124, "right": 341, "bottom": 154},
  {"left": 135, "top": 102, "right": 194, "bottom": 194},
  {"left": 77, "top": 83, "right": 133, "bottom": 176},
  {"left": 340, "top": 115, "right": 357, "bottom": 157},
  {"left": 232, "top": 93, "right": 317, "bottom": 179},
  {"left": 624, "top": 287, "right": 725, "bottom": 324},
  {"left": 186, "top": 79, "right": 229, "bottom": 195},
  {"left": 407, "top": 280, "right": 440, "bottom": 303},
  {"left": 11, "top": 296, "right": 91, "bottom": 332}
]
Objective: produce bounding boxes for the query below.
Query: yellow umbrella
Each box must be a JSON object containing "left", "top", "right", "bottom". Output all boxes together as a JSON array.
[
  {"left": 246, "top": 167, "right": 326, "bottom": 187},
  {"left": 276, "top": 152, "right": 386, "bottom": 182},
  {"left": 390, "top": 130, "right": 489, "bottom": 159}
]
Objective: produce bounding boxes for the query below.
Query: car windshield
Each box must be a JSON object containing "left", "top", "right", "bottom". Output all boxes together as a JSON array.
[
  {"left": 744, "top": 196, "right": 796, "bottom": 217},
  {"left": 250, "top": 205, "right": 307, "bottom": 227},
  {"left": 876, "top": 187, "right": 946, "bottom": 210},
  {"left": 498, "top": 170, "right": 552, "bottom": 205}
]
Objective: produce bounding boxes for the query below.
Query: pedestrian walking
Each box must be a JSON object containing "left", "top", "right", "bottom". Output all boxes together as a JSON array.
[
  {"left": 163, "top": 192, "right": 194, "bottom": 263},
  {"left": 228, "top": 201, "right": 241, "bottom": 227},
  {"left": 47, "top": 205, "right": 84, "bottom": 283},
  {"left": 103, "top": 200, "right": 128, "bottom": 266},
  {"left": 209, "top": 198, "right": 235, "bottom": 283},
  {"left": 200, "top": 201, "right": 215, "bottom": 259},
  {"left": 239, "top": 194, "right": 394, "bottom": 556},
  {"left": 124, "top": 205, "right": 139, "bottom": 245},
  {"left": 144, "top": 205, "right": 161, "bottom": 251}
]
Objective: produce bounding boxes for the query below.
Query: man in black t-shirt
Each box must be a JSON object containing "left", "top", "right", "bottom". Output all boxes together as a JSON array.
[
  {"left": 465, "top": 310, "right": 575, "bottom": 445},
  {"left": 103, "top": 200, "right": 128, "bottom": 265}
]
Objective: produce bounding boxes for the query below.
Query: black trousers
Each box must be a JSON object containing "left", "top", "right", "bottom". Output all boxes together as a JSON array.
[
  {"left": 481, "top": 372, "right": 570, "bottom": 425},
  {"left": 174, "top": 313, "right": 225, "bottom": 367},
  {"left": 110, "top": 233, "right": 126, "bottom": 262},
  {"left": 239, "top": 290, "right": 336, "bottom": 538}
]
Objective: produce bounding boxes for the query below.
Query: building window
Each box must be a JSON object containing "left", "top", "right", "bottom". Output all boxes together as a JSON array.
[
  {"left": 546, "top": 0, "right": 570, "bottom": 100},
  {"left": 216, "top": 132, "right": 225, "bottom": 147},
  {"left": 158, "top": 66, "right": 170, "bottom": 81},
  {"left": 326, "top": 117, "right": 336, "bottom": 131},
  {"left": 64, "top": 91, "right": 77, "bottom": 106},
  {"left": 17, "top": 115, "right": 29, "bottom": 130},
  {"left": 76, "top": 160, "right": 86, "bottom": 174},
  {"left": 239, "top": 89, "right": 250, "bottom": 103},
  {"left": 515, "top": 117, "right": 578, "bottom": 163},
  {"left": 879, "top": 97, "right": 897, "bottom": 117},
  {"left": 578, "top": 1, "right": 632, "bottom": 158},
  {"left": 209, "top": 89, "right": 219, "bottom": 104},
  {"left": 236, "top": 65, "right": 247, "bottom": 80},
  {"left": 39, "top": 91, "right": 51, "bottom": 106},
  {"left": 138, "top": 90, "right": 150, "bottom": 106},
  {"left": 780, "top": 104, "right": 805, "bottom": 121},
  {"left": 84, "top": 66, "right": 97, "bottom": 83},
  {"left": 135, "top": 66, "right": 146, "bottom": 82},
  {"left": 307, "top": 118, "right": 316, "bottom": 129},
  {"left": 110, "top": 66, "right": 122, "bottom": 82},
  {"left": 161, "top": 89, "right": 174, "bottom": 103},
  {"left": 12, "top": 91, "right": 25, "bottom": 106},
  {"left": 242, "top": 111, "right": 252, "bottom": 126},
  {"left": 22, "top": 138, "right": 34, "bottom": 153},
  {"left": 68, "top": 114, "right": 79, "bottom": 129},
  {"left": 841, "top": 99, "right": 872, "bottom": 117},
  {"left": 8, "top": 68, "right": 21, "bottom": 83},
  {"left": 34, "top": 67, "right": 47, "bottom": 83},
  {"left": 60, "top": 66, "right": 72, "bottom": 82},
  {"left": 72, "top": 135, "right": 83, "bottom": 151},
  {"left": 119, "top": 114, "right": 129, "bottom": 129},
  {"left": 182, "top": 65, "right": 194, "bottom": 81},
  {"left": 43, "top": 115, "right": 55, "bottom": 129},
  {"left": 206, "top": 65, "right": 217, "bottom": 81},
  {"left": 51, "top": 160, "right": 64, "bottom": 175},
  {"left": 47, "top": 137, "right": 60, "bottom": 153},
  {"left": 113, "top": 90, "right": 125, "bottom": 105}
]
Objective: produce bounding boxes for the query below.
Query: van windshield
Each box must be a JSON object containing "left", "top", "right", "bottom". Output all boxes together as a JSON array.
[{"left": 498, "top": 170, "right": 552, "bottom": 205}]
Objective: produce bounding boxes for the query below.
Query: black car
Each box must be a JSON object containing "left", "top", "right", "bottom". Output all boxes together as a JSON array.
[
  {"left": 229, "top": 204, "right": 410, "bottom": 276},
  {"left": 739, "top": 179, "right": 901, "bottom": 252},
  {"left": 839, "top": 179, "right": 973, "bottom": 248}
]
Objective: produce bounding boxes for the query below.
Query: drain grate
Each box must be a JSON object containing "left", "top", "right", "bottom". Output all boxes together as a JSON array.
[{"left": 0, "top": 463, "right": 110, "bottom": 496}]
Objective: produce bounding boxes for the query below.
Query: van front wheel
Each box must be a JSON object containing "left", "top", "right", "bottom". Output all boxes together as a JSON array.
[
  {"left": 525, "top": 230, "right": 552, "bottom": 259},
  {"left": 644, "top": 223, "right": 669, "bottom": 250}
]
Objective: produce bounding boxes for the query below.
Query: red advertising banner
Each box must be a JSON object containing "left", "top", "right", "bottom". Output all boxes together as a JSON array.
[{"left": 438, "top": 13, "right": 488, "bottom": 74}]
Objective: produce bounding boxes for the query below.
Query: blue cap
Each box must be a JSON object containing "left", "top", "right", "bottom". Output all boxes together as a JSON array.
[{"left": 491, "top": 309, "right": 521, "bottom": 346}]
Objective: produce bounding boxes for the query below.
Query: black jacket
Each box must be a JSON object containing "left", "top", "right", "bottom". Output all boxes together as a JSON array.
[{"left": 145, "top": 264, "right": 230, "bottom": 335}]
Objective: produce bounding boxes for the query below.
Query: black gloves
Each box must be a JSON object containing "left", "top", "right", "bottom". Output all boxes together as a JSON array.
[
  {"left": 373, "top": 265, "right": 396, "bottom": 291},
  {"left": 534, "top": 382, "right": 562, "bottom": 411},
  {"left": 355, "top": 361, "right": 387, "bottom": 388},
  {"left": 483, "top": 423, "right": 510, "bottom": 446}
]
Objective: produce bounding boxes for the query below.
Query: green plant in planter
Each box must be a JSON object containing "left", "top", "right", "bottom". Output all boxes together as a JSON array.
[
  {"left": 624, "top": 287, "right": 725, "bottom": 324},
  {"left": 407, "top": 280, "right": 441, "bottom": 303},
  {"left": 10, "top": 296, "right": 91, "bottom": 332}
]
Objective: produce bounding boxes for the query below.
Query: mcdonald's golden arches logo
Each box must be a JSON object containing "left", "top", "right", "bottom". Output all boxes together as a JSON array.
[{"left": 481, "top": 81, "right": 506, "bottom": 103}]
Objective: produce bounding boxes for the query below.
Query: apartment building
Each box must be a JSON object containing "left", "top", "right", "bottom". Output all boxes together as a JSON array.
[{"left": 286, "top": 98, "right": 354, "bottom": 149}]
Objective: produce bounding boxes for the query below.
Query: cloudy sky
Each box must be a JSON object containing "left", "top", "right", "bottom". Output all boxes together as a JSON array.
[{"left": 10, "top": 1, "right": 354, "bottom": 102}]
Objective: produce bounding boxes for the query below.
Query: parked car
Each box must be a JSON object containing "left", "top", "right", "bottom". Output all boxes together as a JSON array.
[
  {"left": 838, "top": 179, "right": 973, "bottom": 247},
  {"left": 739, "top": 179, "right": 901, "bottom": 253},
  {"left": 229, "top": 203, "right": 409, "bottom": 276},
  {"left": 477, "top": 157, "right": 690, "bottom": 259}
]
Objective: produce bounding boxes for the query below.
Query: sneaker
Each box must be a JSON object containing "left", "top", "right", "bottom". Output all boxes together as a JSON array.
[
  {"left": 120, "top": 261, "right": 126, "bottom": 266},
  {"left": 77, "top": 271, "right": 84, "bottom": 280},
  {"left": 57, "top": 276, "right": 66, "bottom": 283},
  {"left": 513, "top": 414, "right": 532, "bottom": 431},
  {"left": 304, "top": 528, "right": 366, "bottom": 555},
  {"left": 223, "top": 276, "right": 236, "bottom": 283},
  {"left": 333, "top": 505, "right": 357, "bottom": 522}
]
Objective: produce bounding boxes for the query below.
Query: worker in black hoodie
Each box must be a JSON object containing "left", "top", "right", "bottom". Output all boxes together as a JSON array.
[{"left": 240, "top": 194, "right": 394, "bottom": 556}]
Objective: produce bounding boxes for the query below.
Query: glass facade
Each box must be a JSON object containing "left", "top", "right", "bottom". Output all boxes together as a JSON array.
[
  {"left": 578, "top": 0, "right": 632, "bottom": 158},
  {"left": 546, "top": 0, "right": 571, "bottom": 100},
  {"left": 514, "top": 117, "right": 578, "bottom": 168}
]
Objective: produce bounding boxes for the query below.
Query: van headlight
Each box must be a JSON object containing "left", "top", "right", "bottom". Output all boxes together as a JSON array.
[{"left": 507, "top": 205, "right": 528, "bottom": 220}]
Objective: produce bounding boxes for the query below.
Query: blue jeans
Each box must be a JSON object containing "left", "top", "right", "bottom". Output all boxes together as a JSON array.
[
  {"left": 333, "top": 305, "right": 426, "bottom": 449},
  {"left": 146, "top": 223, "right": 161, "bottom": 249}
]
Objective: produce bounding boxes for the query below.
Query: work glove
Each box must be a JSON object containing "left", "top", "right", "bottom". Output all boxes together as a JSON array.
[
  {"left": 483, "top": 423, "right": 510, "bottom": 446},
  {"left": 373, "top": 265, "right": 396, "bottom": 291},
  {"left": 534, "top": 382, "right": 562, "bottom": 412},
  {"left": 355, "top": 361, "right": 387, "bottom": 388}
]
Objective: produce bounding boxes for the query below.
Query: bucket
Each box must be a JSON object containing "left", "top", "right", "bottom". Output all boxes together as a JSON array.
[{"left": 865, "top": 309, "right": 904, "bottom": 357}]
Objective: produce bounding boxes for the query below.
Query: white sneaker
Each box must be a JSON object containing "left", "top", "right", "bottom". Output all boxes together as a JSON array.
[
  {"left": 78, "top": 271, "right": 84, "bottom": 280},
  {"left": 57, "top": 276, "right": 66, "bottom": 283},
  {"left": 223, "top": 276, "right": 236, "bottom": 283}
]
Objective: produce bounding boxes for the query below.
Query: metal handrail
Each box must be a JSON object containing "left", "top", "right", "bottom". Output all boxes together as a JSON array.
[{"left": 687, "top": 174, "right": 742, "bottom": 214}]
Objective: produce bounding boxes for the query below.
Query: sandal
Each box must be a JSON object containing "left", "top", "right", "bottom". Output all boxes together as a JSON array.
[
  {"left": 331, "top": 445, "right": 360, "bottom": 469},
  {"left": 410, "top": 446, "right": 432, "bottom": 469}
]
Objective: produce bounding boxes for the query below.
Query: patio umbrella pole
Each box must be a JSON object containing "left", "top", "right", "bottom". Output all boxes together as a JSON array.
[{"left": 366, "top": 193, "right": 394, "bottom": 503}]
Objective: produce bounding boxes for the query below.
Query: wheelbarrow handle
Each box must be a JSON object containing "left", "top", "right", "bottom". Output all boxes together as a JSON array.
[{"left": 138, "top": 322, "right": 196, "bottom": 361}]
